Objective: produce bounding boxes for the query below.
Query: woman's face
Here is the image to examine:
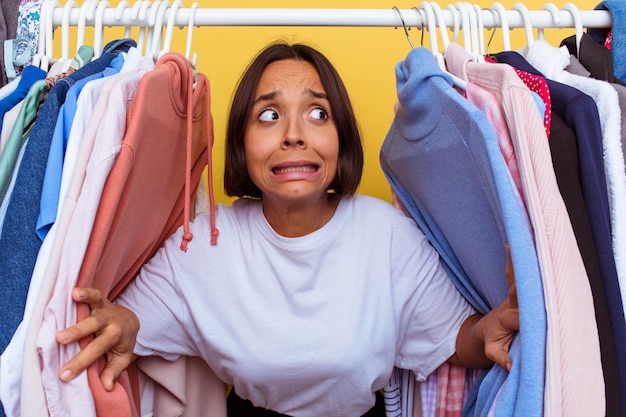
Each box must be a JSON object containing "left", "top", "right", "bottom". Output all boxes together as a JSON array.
[{"left": 244, "top": 59, "right": 339, "bottom": 204}]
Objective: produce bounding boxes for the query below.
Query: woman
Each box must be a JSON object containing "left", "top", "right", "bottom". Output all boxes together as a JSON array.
[{"left": 57, "top": 42, "right": 518, "bottom": 416}]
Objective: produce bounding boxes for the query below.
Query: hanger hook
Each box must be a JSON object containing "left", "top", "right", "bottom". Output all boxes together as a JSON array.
[
  {"left": 33, "top": 0, "right": 51, "bottom": 68},
  {"left": 463, "top": 2, "right": 480, "bottom": 57},
  {"left": 43, "top": 0, "right": 61, "bottom": 68},
  {"left": 430, "top": 2, "right": 450, "bottom": 50},
  {"left": 115, "top": 0, "right": 132, "bottom": 38},
  {"left": 490, "top": 2, "right": 511, "bottom": 51},
  {"left": 445, "top": 4, "right": 460, "bottom": 43},
  {"left": 562, "top": 2, "right": 582, "bottom": 55},
  {"left": 453, "top": 2, "right": 471, "bottom": 53},
  {"left": 150, "top": 0, "right": 171, "bottom": 57},
  {"left": 61, "top": 0, "right": 77, "bottom": 60},
  {"left": 411, "top": 7, "right": 426, "bottom": 47},
  {"left": 162, "top": 0, "right": 183, "bottom": 56},
  {"left": 538, "top": 3, "right": 560, "bottom": 40},
  {"left": 115, "top": 0, "right": 130, "bottom": 20},
  {"left": 512, "top": 2, "right": 534, "bottom": 47},
  {"left": 93, "top": 0, "right": 111, "bottom": 58},
  {"left": 483, "top": 7, "right": 498, "bottom": 55},
  {"left": 185, "top": 2, "right": 200, "bottom": 61},
  {"left": 392, "top": 6, "right": 415, "bottom": 49},
  {"left": 472, "top": 4, "right": 486, "bottom": 57},
  {"left": 419, "top": 1, "right": 439, "bottom": 54},
  {"left": 76, "top": 0, "right": 98, "bottom": 53}
]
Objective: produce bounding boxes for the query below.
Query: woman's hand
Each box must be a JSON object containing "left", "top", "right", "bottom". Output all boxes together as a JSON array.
[{"left": 56, "top": 287, "right": 140, "bottom": 391}]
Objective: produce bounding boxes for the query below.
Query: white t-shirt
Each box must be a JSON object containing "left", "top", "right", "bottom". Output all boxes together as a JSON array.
[{"left": 117, "top": 194, "right": 474, "bottom": 417}]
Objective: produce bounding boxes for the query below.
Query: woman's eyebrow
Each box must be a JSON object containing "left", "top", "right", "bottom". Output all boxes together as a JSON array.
[
  {"left": 253, "top": 90, "right": 278, "bottom": 104},
  {"left": 306, "top": 88, "right": 328, "bottom": 100},
  {"left": 253, "top": 88, "right": 327, "bottom": 104}
]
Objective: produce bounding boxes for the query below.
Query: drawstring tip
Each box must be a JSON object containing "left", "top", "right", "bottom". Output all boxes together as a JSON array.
[
  {"left": 210, "top": 227, "right": 219, "bottom": 245},
  {"left": 180, "top": 232, "right": 193, "bottom": 252}
]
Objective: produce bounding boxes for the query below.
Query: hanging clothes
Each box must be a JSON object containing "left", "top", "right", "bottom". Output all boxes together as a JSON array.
[
  {"left": 0, "top": 38, "right": 137, "bottom": 417},
  {"left": 445, "top": 44, "right": 527, "bottom": 201},
  {"left": 0, "top": 38, "right": 135, "bottom": 359},
  {"left": 34, "top": 53, "right": 126, "bottom": 240},
  {"left": 380, "top": 46, "right": 547, "bottom": 417},
  {"left": 562, "top": 32, "right": 626, "bottom": 223},
  {"left": 0, "top": 81, "right": 46, "bottom": 417},
  {"left": 526, "top": 42, "right": 626, "bottom": 293},
  {"left": 17, "top": 55, "right": 153, "bottom": 417},
  {"left": 0, "top": 48, "right": 121, "bottom": 417},
  {"left": 33, "top": 51, "right": 214, "bottom": 417},
  {"left": 446, "top": 41, "right": 605, "bottom": 417},
  {"left": 31, "top": 52, "right": 151, "bottom": 417},
  {"left": 0, "top": 3, "right": 620, "bottom": 417},
  {"left": 493, "top": 49, "right": 626, "bottom": 417}
]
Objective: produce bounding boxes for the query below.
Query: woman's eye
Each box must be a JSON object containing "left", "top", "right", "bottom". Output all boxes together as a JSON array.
[
  {"left": 309, "top": 108, "right": 328, "bottom": 120},
  {"left": 259, "top": 109, "right": 279, "bottom": 121}
]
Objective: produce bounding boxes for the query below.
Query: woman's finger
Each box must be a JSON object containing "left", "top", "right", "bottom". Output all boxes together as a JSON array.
[
  {"left": 56, "top": 311, "right": 109, "bottom": 345},
  {"left": 99, "top": 352, "right": 136, "bottom": 391},
  {"left": 71, "top": 287, "right": 107, "bottom": 309},
  {"left": 58, "top": 318, "right": 129, "bottom": 380}
]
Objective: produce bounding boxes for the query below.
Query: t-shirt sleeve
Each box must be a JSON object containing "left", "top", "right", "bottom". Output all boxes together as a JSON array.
[{"left": 390, "top": 218, "right": 475, "bottom": 381}]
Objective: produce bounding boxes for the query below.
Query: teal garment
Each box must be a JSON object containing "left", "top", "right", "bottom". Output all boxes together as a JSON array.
[
  {"left": 74, "top": 45, "right": 94, "bottom": 68},
  {"left": 0, "top": 79, "right": 46, "bottom": 202}
]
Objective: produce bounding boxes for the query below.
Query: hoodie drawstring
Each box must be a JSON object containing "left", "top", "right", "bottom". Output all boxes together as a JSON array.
[{"left": 180, "top": 61, "right": 218, "bottom": 251}]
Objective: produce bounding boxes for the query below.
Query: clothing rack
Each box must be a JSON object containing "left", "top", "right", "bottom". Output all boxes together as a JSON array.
[
  {"left": 49, "top": 5, "right": 611, "bottom": 29},
  {"left": 41, "top": 1, "right": 612, "bottom": 61}
]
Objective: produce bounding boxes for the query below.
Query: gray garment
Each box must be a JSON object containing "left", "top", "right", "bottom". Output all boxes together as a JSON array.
[{"left": 0, "top": 0, "right": 21, "bottom": 87}]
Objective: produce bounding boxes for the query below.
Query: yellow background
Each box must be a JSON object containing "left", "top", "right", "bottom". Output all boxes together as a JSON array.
[{"left": 54, "top": 0, "right": 599, "bottom": 204}]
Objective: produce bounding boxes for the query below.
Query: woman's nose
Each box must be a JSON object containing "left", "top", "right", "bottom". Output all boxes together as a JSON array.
[
  {"left": 282, "top": 119, "right": 305, "bottom": 148},
  {"left": 282, "top": 137, "right": 305, "bottom": 147}
]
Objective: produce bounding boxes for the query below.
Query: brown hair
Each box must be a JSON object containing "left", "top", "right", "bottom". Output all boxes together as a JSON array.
[{"left": 224, "top": 42, "right": 363, "bottom": 199}]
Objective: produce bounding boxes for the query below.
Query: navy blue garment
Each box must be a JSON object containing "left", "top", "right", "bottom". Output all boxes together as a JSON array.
[
  {"left": 0, "top": 39, "right": 137, "bottom": 356},
  {"left": 0, "top": 65, "right": 47, "bottom": 132},
  {"left": 493, "top": 50, "right": 626, "bottom": 417}
]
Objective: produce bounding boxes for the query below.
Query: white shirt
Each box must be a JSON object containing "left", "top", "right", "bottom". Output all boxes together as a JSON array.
[{"left": 118, "top": 194, "right": 474, "bottom": 417}]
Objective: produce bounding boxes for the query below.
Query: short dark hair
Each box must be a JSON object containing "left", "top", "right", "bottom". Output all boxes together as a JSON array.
[{"left": 224, "top": 42, "right": 364, "bottom": 199}]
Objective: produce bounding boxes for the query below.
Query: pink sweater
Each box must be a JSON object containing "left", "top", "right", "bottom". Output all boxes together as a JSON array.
[{"left": 75, "top": 52, "right": 215, "bottom": 417}]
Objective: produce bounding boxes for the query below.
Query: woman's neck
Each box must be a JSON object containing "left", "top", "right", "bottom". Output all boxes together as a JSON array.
[{"left": 262, "top": 193, "right": 341, "bottom": 237}]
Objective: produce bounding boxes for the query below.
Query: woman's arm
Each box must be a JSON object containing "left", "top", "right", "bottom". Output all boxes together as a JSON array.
[
  {"left": 56, "top": 287, "right": 140, "bottom": 391},
  {"left": 449, "top": 245, "right": 519, "bottom": 371}
]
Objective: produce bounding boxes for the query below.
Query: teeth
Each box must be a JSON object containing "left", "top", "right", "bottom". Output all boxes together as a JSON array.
[{"left": 274, "top": 165, "right": 317, "bottom": 174}]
